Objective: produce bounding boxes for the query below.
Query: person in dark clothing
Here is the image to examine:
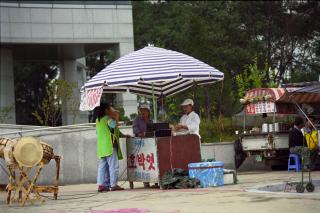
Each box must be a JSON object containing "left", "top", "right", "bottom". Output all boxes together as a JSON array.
[
  {"left": 289, "top": 116, "right": 305, "bottom": 148},
  {"left": 289, "top": 116, "right": 312, "bottom": 168}
]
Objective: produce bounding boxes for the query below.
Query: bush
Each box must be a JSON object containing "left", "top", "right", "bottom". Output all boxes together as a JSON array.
[{"left": 200, "top": 117, "right": 236, "bottom": 143}]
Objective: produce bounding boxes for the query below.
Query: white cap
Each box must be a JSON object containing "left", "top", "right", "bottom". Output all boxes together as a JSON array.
[
  {"left": 181, "top": 99, "right": 194, "bottom": 106},
  {"left": 139, "top": 104, "right": 150, "bottom": 111}
]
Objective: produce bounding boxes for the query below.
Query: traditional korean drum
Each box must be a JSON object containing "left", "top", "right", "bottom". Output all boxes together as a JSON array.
[
  {"left": 40, "top": 142, "right": 54, "bottom": 164},
  {"left": 3, "top": 139, "right": 17, "bottom": 165},
  {"left": 0, "top": 138, "right": 12, "bottom": 158},
  {"left": 1, "top": 137, "right": 54, "bottom": 167},
  {"left": 13, "top": 137, "right": 43, "bottom": 167}
]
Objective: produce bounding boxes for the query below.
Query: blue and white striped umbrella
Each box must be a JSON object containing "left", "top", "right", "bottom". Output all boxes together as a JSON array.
[{"left": 80, "top": 46, "right": 224, "bottom": 111}]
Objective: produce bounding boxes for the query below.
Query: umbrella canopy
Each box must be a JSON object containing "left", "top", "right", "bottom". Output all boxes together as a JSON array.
[{"left": 80, "top": 46, "right": 224, "bottom": 111}]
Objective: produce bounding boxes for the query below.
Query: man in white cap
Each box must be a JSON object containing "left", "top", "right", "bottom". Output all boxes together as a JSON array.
[
  {"left": 133, "top": 104, "right": 153, "bottom": 137},
  {"left": 175, "top": 99, "right": 200, "bottom": 137}
]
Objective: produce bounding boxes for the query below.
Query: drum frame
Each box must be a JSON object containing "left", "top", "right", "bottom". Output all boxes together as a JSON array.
[
  {"left": 1, "top": 137, "right": 61, "bottom": 205},
  {"left": 5, "top": 155, "right": 61, "bottom": 206}
]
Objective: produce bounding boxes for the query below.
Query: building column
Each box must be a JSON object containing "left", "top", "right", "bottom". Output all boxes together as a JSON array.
[
  {"left": 60, "top": 58, "right": 88, "bottom": 125},
  {"left": 114, "top": 42, "right": 137, "bottom": 118},
  {"left": 0, "top": 48, "right": 16, "bottom": 124}
]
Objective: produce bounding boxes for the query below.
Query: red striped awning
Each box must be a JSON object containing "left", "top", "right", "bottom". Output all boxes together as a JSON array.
[
  {"left": 244, "top": 87, "right": 320, "bottom": 104},
  {"left": 245, "top": 88, "right": 286, "bottom": 101}
]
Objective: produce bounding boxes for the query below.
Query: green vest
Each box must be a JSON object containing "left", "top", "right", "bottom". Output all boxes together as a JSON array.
[{"left": 96, "top": 116, "right": 123, "bottom": 160}]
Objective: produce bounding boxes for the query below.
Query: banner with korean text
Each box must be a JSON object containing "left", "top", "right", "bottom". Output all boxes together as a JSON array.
[
  {"left": 245, "top": 101, "right": 276, "bottom": 114},
  {"left": 127, "top": 138, "right": 159, "bottom": 183}
]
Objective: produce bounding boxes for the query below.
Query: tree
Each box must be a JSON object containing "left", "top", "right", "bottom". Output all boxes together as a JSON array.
[
  {"left": 132, "top": 1, "right": 251, "bottom": 117},
  {"left": 32, "top": 79, "right": 77, "bottom": 126},
  {"left": 133, "top": 1, "right": 320, "bottom": 121},
  {"left": 14, "top": 61, "right": 58, "bottom": 125},
  {"left": 236, "top": 57, "right": 268, "bottom": 98},
  {"left": 86, "top": 50, "right": 116, "bottom": 78},
  {"left": 235, "top": 1, "right": 320, "bottom": 82}
]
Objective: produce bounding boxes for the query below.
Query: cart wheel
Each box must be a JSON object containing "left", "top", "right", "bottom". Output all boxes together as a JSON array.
[
  {"left": 306, "top": 182, "right": 315, "bottom": 192},
  {"left": 296, "top": 184, "right": 305, "bottom": 193}
]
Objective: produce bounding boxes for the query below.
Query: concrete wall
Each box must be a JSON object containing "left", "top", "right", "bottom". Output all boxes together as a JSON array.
[
  {"left": 114, "top": 42, "right": 137, "bottom": 117},
  {"left": 0, "top": 125, "right": 237, "bottom": 186},
  {"left": 0, "top": 125, "right": 132, "bottom": 186},
  {"left": 0, "top": 2, "right": 133, "bottom": 44},
  {"left": 201, "top": 142, "right": 235, "bottom": 169},
  {"left": 61, "top": 58, "right": 89, "bottom": 125},
  {"left": 0, "top": 1, "right": 137, "bottom": 124}
]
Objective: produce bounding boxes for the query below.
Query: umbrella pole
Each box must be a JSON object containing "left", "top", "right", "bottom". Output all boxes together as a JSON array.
[{"left": 152, "top": 83, "right": 157, "bottom": 122}]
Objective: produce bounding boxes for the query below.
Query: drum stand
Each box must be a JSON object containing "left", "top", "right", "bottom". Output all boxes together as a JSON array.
[
  {"left": 34, "top": 155, "right": 61, "bottom": 200},
  {"left": 6, "top": 155, "right": 61, "bottom": 206},
  {"left": 6, "top": 163, "right": 45, "bottom": 206}
]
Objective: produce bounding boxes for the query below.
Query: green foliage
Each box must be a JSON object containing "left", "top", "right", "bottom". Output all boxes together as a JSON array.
[
  {"left": 235, "top": 67, "right": 250, "bottom": 98},
  {"left": 32, "top": 79, "right": 77, "bottom": 126},
  {"left": 164, "top": 96, "right": 184, "bottom": 124},
  {"left": 289, "top": 69, "right": 320, "bottom": 83},
  {"left": 0, "top": 106, "right": 13, "bottom": 123},
  {"left": 200, "top": 117, "right": 236, "bottom": 143},
  {"left": 86, "top": 50, "right": 116, "bottom": 78},
  {"left": 130, "top": 113, "right": 138, "bottom": 121},
  {"left": 12, "top": 1, "right": 320, "bottom": 129},
  {"left": 267, "top": 68, "right": 277, "bottom": 88},
  {"left": 249, "top": 57, "right": 264, "bottom": 88},
  {"left": 236, "top": 57, "right": 271, "bottom": 98},
  {"left": 14, "top": 62, "right": 58, "bottom": 125},
  {"left": 133, "top": 1, "right": 320, "bottom": 120}
]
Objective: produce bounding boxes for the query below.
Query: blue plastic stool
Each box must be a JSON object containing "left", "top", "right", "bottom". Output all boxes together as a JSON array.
[{"left": 288, "top": 154, "right": 300, "bottom": 172}]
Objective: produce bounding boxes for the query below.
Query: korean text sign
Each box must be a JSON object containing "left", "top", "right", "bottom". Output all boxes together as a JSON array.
[{"left": 127, "top": 138, "right": 159, "bottom": 182}]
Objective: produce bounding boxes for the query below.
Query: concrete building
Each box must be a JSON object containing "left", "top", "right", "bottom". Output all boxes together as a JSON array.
[{"left": 0, "top": 0, "right": 137, "bottom": 125}]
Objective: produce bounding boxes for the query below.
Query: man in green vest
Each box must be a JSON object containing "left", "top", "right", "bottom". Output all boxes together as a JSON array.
[{"left": 95, "top": 103, "right": 128, "bottom": 192}]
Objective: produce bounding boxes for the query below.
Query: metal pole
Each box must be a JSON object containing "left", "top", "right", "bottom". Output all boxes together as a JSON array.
[
  {"left": 272, "top": 102, "right": 276, "bottom": 149},
  {"left": 152, "top": 83, "right": 157, "bottom": 122},
  {"left": 294, "top": 101, "right": 317, "bottom": 130},
  {"left": 243, "top": 108, "right": 246, "bottom": 133},
  {"left": 273, "top": 102, "right": 276, "bottom": 133}
]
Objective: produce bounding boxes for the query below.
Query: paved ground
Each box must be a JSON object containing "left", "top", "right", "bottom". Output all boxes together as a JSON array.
[{"left": 1, "top": 171, "right": 319, "bottom": 213}]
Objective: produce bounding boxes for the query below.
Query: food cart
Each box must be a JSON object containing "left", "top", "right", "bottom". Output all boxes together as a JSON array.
[
  {"left": 126, "top": 134, "right": 201, "bottom": 189},
  {"left": 236, "top": 85, "right": 320, "bottom": 168},
  {"left": 237, "top": 88, "right": 296, "bottom": 168}
]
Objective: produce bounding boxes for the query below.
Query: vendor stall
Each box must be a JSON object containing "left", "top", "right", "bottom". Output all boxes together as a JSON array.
[
  {"left": 236, "top": 88, "right": 294, "bottom": 168},
  {"left": 127, "top": 135, "right": 201, "bottom": 188},
  {"left": 236, "top": 85, "right": 320, "bottom": 169},
  {"left": 80, "top": 46, "right": 224, "bottom": 188}
]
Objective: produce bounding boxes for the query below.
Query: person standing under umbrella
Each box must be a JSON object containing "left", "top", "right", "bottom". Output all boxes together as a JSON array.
[
  {"left": 96, "top": 103, "right": 126, "bottom": 192},
  {"left": 175, "top": 99, "right": 201, "bottom": 138},
  {"left": 133, "top": 104, "right": 153, "bottom": 137},
  {"left": 132, "top": 104, "right": 159, "bottom": 188}
]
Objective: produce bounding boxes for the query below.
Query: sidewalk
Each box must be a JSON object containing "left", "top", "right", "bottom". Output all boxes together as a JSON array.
[{"left": 1, "top": 171, "right": 319, "bottom": 213}]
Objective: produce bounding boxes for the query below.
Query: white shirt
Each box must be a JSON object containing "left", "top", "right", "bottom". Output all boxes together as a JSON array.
[{"left": 179, "top": 111, "right": 200, "bottom": 137}]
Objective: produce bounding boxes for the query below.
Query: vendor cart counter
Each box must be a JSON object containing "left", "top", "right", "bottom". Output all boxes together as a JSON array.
[
  {"left": 241, "top": 132, "right": 289, "bottom": 151},
  {"left": 126, "top": 134, "right": 201, "bottom": 188}
]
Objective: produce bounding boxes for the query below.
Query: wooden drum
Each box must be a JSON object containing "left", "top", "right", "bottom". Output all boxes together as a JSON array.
[
  {"left": 40, "top": 142, "right": 54, "bottom": 164},
  {"left": 0, "top": 138, "right": 13, "bottom": 158}
]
